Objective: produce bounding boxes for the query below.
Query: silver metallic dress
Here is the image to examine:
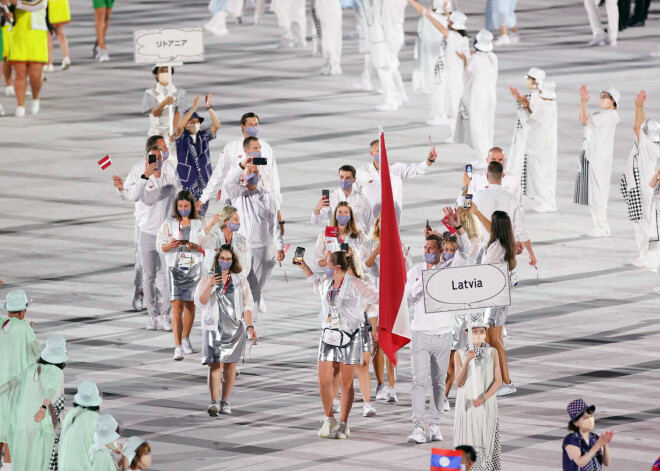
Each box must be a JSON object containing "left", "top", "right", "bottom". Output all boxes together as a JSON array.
[
  {"left": 202, "top": 279, "right": 246, "bottom": 364},
  {"left": 169, "top": 226, "right": 201, "bottom": 302},
  {"left": 361, "top": 313, "right": 373, "bottom": 353}
]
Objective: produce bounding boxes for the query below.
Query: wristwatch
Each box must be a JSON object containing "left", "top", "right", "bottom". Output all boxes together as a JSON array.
[
  {"left": 41, "top": 405, "right": 47, "bottom": 410},
  {"left": 247, "top": 325, "right": 255, "bottom": 331},
  {"left": 455, "top": 224, "right": 463, "bottom": 231},
  {"left": 141, "top": 174, "right": 149, "bottom": 180},
  {"left": 279, "top": 221, "right": 286, "bottom": 225}
]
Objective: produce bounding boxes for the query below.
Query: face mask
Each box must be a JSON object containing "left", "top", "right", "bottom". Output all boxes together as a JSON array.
[
  {"left": 245, "top": 126, "right": 259, "bottom": 137},
  {"left": 227, "top": 222, "right": 240, "bottom": 232},
  {"left": 107, "top": 441, "right": 119, "bottom": 451},
  {"left": 162, "top": 150, "right": 170, "bottom": 161},
  {"left": 156, "top": 160, "right": 163, "bottom": 171},
  {"left": 218, "top": 261, "right": 233, "bottom": 271},
  {"left": 443, "top": 252, "right": 455, "bottom": 261},
  {"left": 339, "top": 180, "right": 353, "bottom": 191},
  {"left": 188, "top": 123, "right": 200, "bottom": 135},
  {"left": 248, "top": 151, "right": 261, "bottom": 158},
  {"left": 424, "top": 252, "right": 439, "bottom": 263},
  {"left": 581, "top": 416, "right": 595, "bottom": 431},
  {"left": 336, "top": 215, "right": 351, "bottom": 226},
  {"left": 324, "top": 266, "right": 335, "bottom": 277},
  {"left": 245, "top": 173, "right": 260, "bottom": 186},
  {"left": 157, "top": 72, "right": 169, "bottom": 86},
  {"left": 373, "top": 153, "right": 380, "bottom": 164},
  {"left": 179, "top": 208, "right": 191, "bottom": 217}
]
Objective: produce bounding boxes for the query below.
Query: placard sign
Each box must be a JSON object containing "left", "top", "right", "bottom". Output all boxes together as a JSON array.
[
  {"left": 134, "top": 27, "right": 205, "bottom": 65},
  {"left": 422, "top": 263, "right": 511, "bottom": 313}
]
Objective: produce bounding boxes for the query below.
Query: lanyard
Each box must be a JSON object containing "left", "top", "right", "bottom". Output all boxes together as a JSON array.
[
  {"left": 328, "top": 277, "right": 344, "bottom": 307},
  {"left": 221, "top": 275, "right": 231, "bottom": 295}
]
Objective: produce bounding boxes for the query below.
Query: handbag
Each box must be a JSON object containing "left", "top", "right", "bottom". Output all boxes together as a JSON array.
[{"left": 322, "top": 328, "right": 358, "bottom": 347}]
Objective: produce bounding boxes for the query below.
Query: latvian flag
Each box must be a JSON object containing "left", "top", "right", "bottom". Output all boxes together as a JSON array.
[
  {"left": 98, "top": 155, "right": 112, "bottom": 170},
  {"left": 431, "top": 448, "right": 463, "bottom": 471}
]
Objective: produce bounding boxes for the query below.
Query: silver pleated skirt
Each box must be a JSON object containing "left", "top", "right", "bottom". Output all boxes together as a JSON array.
[
  {"left": 202, "top": 323, "right": 246, "bottom": 365},
  {"left": 169, "top": 263, "right": 201, "bottom": 302},
  {"left": 317, "top": 330, "right": 363, "bottom": 365},
  {"left": 361, "top": 321, "right": 373, "bottom": 353}
]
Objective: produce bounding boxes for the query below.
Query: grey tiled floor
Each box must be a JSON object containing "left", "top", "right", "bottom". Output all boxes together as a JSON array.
[{"left": 1, "top": 0, "right": 660, "bottom": 469}]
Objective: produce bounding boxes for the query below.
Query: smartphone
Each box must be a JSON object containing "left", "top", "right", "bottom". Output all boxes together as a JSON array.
[
  {"left": 339, "top": 242, "right": 349, "bottom": 252},
  {"left": 148, "top": 154, "right": 157, "bottom": 165},
  {"left": 322, "top": 189, "right": 330, "bottom": 200},
  {"left": 464, "top": 194, "right": 473, "bottom": 209},
  {"left": 293, "top": 247, "right": 305, "bottom": 265},
  {"left": 466, "top": 164, "right": 473, "bottom": 179},
  {"left": 179, "top": 239, "right": 189, "bottom": 244},
  {"left": 426, "top": 219, "right": 432, "bottom": 232},
  {"left": 253, "top": 157, "right": 267, "bottom": 166}
]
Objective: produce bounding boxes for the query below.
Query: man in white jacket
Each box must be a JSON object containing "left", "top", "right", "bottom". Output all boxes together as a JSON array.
[{"left": 223, "top": 159, "right": 285, "bottom": 321}]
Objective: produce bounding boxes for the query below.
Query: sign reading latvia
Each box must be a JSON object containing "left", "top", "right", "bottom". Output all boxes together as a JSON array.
[
  {"left": 422, "top": 263, "right": 511, "bottom": 313},
  {"left": 133, "top": 27, "right": 205, "bottom": 65}
]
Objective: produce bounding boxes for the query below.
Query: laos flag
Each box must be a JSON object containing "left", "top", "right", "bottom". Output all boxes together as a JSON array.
[{"left": 431, "top": 448, "right": 463, "bottom": 471}]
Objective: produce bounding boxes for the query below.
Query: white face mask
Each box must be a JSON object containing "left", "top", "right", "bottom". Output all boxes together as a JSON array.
[
  {"left": 107, "top": 441, "right": 119, "bottom": 451},
  {"left": 581, "top": 416, "right": 595, "bottom": 431},
  {"left": 188, "top": 123, "right": 201, "bottom": 135},
  {"left": 157, "top": 72, "right": 169, "bottom": 86}
]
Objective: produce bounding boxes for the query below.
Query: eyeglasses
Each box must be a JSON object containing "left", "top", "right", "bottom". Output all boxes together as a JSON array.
[{"left": 218, "top": 258, "right": 233, "bottom": 262}]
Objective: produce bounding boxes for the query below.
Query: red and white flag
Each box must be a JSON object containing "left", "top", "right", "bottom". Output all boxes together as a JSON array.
[
  {"left": 97, "top": 155, "right": 112, "bottom": 170},
  {"left": 377, "top": 129, "right": 411, "bottom": 365}
]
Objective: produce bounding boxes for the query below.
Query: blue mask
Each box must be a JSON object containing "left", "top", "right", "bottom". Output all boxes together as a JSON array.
[
  {"left": 156, "top": 160, "right": 163, "bottom": 171},
  {"left": 443, "top": 252, "right": 455, "bottom": 261},
  {"left": 245, "top": 173, "right": 260, "bottom": 186},
  {"left": 373, "top": 153, "right": 380, "bottom": 164},
  {"left": 162, "top": 150, "right": 170, "bottom": 161},
  {"left": 245, "top": 126, "right": 259, "bottom": 137},
  {"left": 227, "top": 222, "right": 240, "bottom": 232},
  {"left": 336, "top": 215, "right": 351, "bottom": 226},
  {"left": 218, "top": 261, "right": 232, "bottom": 271},
  {"left": 179, "top": 208, "right": 191, "bottom": 217},
  {"left": 339, "top": 180, "right": 353, "bottom": 191},
  {"left": 324, "top": 267, "right": 335, "bottom": 277},
  {"left": 424, "top": 252, "right": 439, "bottom": 263},
  {"left": 248, "top": 151, "right": 261, "bottom": 158}
]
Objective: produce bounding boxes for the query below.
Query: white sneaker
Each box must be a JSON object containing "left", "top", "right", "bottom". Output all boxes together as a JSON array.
[
  {"left": 182, "top": 337, "right": 194, "bottom": 354},
  {"left": 132, "top": 288, "right": 144, "bottom": 311},
  {"left": 318, "top": 416, "right": 338, "bottom": 438},
  {"left": 363, "top": 402, "right": 376, "bottom": 417},
  {"left": 31, "top": 99, "right": 40, "bottom": 115},
  {"left": 173, "top": 346, "right": 184, "bottom": 361},
  {"left": 235, "top": 366, "right": 240, "bottom": 376},
  {"left": 14, "top": 106, "right": 25, "bottom": 117},
  {"left": 588, "top": 33, "right": 608, "bottom": 46},
  {"left": 443, "top": 396, "right": 451, "bottom": 411},
  {"left": 496, "top": 382, "right": 517, "bottom": 397},
  {"left": 406, "top": 426, "right": 426, "bottom": 444},
  {"left": 630, "top": 257, "right": 646, "bottom": 268},
  {"left": 220, "top": 400, "right": 232, "bottom": 414},
  {"left": 159, "top": 314, "right": 172, "bottom": 331},
  {"left": 510, "top": 33, "right": 520, "bottom": 44},
  {"left": 494, "top": 34, "right": 511, "bottom": 46},
  {"left": 375, "top": 384, "right": 387, "bottom": 400},
  {"left": 61, "top": 56, "right": 71, "bottom": 71},
  {"left": 376, "top": 101, "right": 399, "bottom": 111},
  {"left": 44, "top": 64, "right": 55, "bottom": 73},
  {"left": 329, "top": 65, "right": 343, "bottom": 76},
  {"left": 335, "top": 421, "right": 350, "bottom": 439},
  {"left": 207, "top": 403, "right": 219, "bottom": 417},
  {"left": 5, "top": 85, "right": 15, "bottom": 96},
  {"left": 429, "top": 424, "right": 444, "bottom": 441},
  {"left": 98, "top": 49, "right": 110, "bottom": 62},
  {"left": 332, "top": 398, "right": 341, "bottom": 413},
  {"left": 353, "top": 81, "right": 373, "bottom": 92},
  {"left": 386, "top": 386, "right": 398, "bottom": 403},
  {"left": 586, "top": 228, "right": 611, "bottom": 238},
  {"left": 145, "top": 315, "right": 158, "bottom": 330}
]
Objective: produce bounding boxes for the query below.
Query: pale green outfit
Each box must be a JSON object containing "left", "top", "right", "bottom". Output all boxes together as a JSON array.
[
  {"left": 58, "top": 407, "right": 100, "bottom": 471},
  {"left": 5, "top": 363, "right": 64, "bottom": 471},
  {"left": 91, "top": 445, "right": 117, "bottom": 471},
  {"left": 0, "top": 315, "right": 41, "bottom": 442}
]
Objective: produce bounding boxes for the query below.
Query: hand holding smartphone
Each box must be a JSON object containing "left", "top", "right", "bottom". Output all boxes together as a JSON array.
[
  {"left": 293, "top": 247, "right": 305, "bottom": 265},
  {"left": 253, "top": 157, "right": 267, "bottom": 165},
  {"left": 466, "top": 164, "right": 473, "bottom": 179},
  {"left": 463, "top": 194, "right": 473, "bottom": 209},
  {"left": 322, "top": 189, "right": 330, "bottom": 200}
]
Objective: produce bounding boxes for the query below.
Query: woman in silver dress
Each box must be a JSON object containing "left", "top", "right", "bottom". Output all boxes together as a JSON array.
[
  {"left": 296, "top": 251, "right": 378, "bottom": 440},
  {"left": 157, "top": 190, "right": 208, "bottom": 361},
  {"left": 203, "top": 205, "right": 252, "bottom": 275},
  {"left": 195, "top": 244, "right": 257, "bottom": 417}
]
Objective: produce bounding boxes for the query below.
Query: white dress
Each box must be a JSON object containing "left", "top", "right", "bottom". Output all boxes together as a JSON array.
[
  {"left": 506, "top": 89, "right": 540, "bottom": 178},
  {"left": 525, "top": 98, "right": 558, "bottom": 208},
  {"left": 443, "top": 31, "right": 469, "bottom": 122},
  {"left": 412, "top": 11, "right": 446, "bottom": 97},
  {"left": 463, "top": 51, "right": 498, "bottom": 159},
  {"left": 315, "top": 0, "right": 342, "bottom": 74}
]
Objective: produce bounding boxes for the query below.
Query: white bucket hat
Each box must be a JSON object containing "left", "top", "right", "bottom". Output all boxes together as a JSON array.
[
  {"left": 94, "top": 414, "right": 120, "bottom": 446},
  {"left": 466, "top": 313, "right": 490, "bottom": 330},
  {"left": 449, "top": 11, "right": 467, "bottom": 30},
  {"left": 41, "top": 335, "right": 68, "bottom": 364},
  {"left": 74, "top": 380, "right": 103, "bottom": 407},
  {"left": 601, "top": 86, "right": 620, "bottom": 106},
  {"left": 122, "top": 436, "right": 146, "bottom": 467},
  {"left": 539, "top": 80, "right": 557, "bottom": 100},
  {"left": 525, "top": 67, "right": 546, "bottom": 83},
  {"left": 475, "top": 30, "right": 493, "bottom": 52},
  {"left": 645, "top": 119, "right": 660, "bottom": 143},
  {"left": 3, "top": 289, "right": 31, "bottom": 312}
]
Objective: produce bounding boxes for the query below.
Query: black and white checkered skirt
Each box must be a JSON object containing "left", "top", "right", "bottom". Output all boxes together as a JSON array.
[{"left": 574, "top": 150, "right": 590, "bottom": 206}]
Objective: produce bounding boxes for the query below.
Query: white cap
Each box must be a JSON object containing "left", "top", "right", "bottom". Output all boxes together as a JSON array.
[
  {"left": 122, "top": 436, "right": 146, "bottom": 467},
  {"left": 94, "top": 414, "right": 120, "bottom": 446},
  {"left": 41, "top": 335, "right": 68, "bottom": 364},
  {"left": 475, "top": 30, "right": 493, "bottom": 52},
  {"left": 539, "top": 80, "right": 557, "bottom": 99},
  {"left": 525, "top": 67, "right": 546, "bottom": 83},
  {"left": 3, "top": 289, "right": 31, "bottom": 312},
  {"left": 449, "top": 11, "right": 467, "bottom": 30},
  {"left": 645, "top": 119, "right": 660, "bottom": 143},
  {"left": 74, "top": 380, "right": 103, "bottom": 407},
  {"left": 467, "top": 313, "right": 490, "bottom": 330},
  {"left": 601, "top": 87, "right": 620, "bottom": 106}
]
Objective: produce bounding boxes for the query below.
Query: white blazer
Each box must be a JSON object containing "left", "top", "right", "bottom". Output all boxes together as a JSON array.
[
  {"left": 194, "top": 272, "right": 254, "bottom": 330},
  {"left": 156, "top": 217, "right": 208, "bottom": 268},
  {"left": 308, "top": 274, "right": 378, "bottom": 331}
]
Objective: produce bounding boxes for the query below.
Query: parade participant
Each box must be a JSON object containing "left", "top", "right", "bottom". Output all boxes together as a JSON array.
[
  {"left": 174, "top": 93, "right": 220, "bottom": 218},
  {"left": 365, "top": 214, "right": 412, "bottom": 403},
  {"left": 622, "top": 91, "right": 660, "bottom": 267},
  {"left": 58, "top": 380, "right": 103, "bottom": 471},
  {"left": 456, "top": 30, "right": 498, "bottom": 167},
  {"left": 196, "top": 245, "right": 256, "bottom": 416},
  {"left": 46, "top": 0, "right": 70, "bottom": 71},
  {"left": 157, "top": 190, "right": 207, "bottom": 361},
  {"left": 456, "top": 445, "right": 477, "bottom": 471},
  {"left": 406, "top": 207, "right": 473, "bottom": 445},
  {"left": 122, "top": 437, "right": 151, "bottom": 471},
  {"left": 4, "top": 0, "right": 48, "bottom": 117},
  {"left": 122, "top": 146, "right": 181, "bottom": 330},
  {"left": 524, "top": 79, "right": 558, "bottom": 212},
  {"left": 2, "top": 335, "right": 67, "bottom": 471},
  {"left": 453, "top": 316, "right": 502, "bottom": 471},
  {"left": 507, "top": 67, "right": 546, "bottom": 178},
  {"left": 223, "top": 159, "right": 285, "bottom": 321},
  {"left": 297, "top": 251, "right": 378, "bottom": 439},
  {"left": 315, "top": 0, "right": 342, "bottom": 75},
  {"left": 142, "top": 66, "right": 187, "bottom": 140},
  {"left": 92, "top": 0, "right": 112, "bottom": 61},
  {"left": 584, "top": 0, "right": 618, "bottom": 46},
  {"left": 492, "top": 0, "right": 519, "bottom": 46},
  {"left": 204, "top": 205, "right": 252, "bottom": 275},
  {"left": 270, "top": 0, "right": 307, "bottom": 48},
  {"left": 314, "top": 202, "right": 370, "bottom": 268},
  {"left": 90, "top": 414, "right": 128, "bottom": 471},
  {"left": 574, "top": 85, "right": 620, "bottom": 237},
  {"left": 311, "top": 165, "right": 373, "bottom": 233},
  {"left": 352, "top": 0, "right": 376, "bottom": 92},
  {"left": 562, "top": 399, "right": 613, "bottom": 470},
  {"left": 357, "top": 139, "right": 437, "bottom": 223}
]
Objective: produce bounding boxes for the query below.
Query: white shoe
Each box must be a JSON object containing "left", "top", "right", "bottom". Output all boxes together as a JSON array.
[
  {"left": 609, "top": 40, "right": 617, "bottom": 47},
  {"left": 376, "top": 101, "right": 399, "bottom": 111},
  {"left": 363, "top": 402, "right": 376, "bottom": 417},
  {"left": 5, "top": 85, "right": 15, "bottom": 96},
  {"left": 319, "top": 65, "right": 330, "bottom": 76},
  {"left": 207, "top": 403, "right": 219, "bottom": 417},
  {"left": 353, "top": 81, "right": 373, "bottom": 92},
  {"left": 496, "top": 382, "right": 517, "bottom": 397},
  {"left": 159, "top": 314, "right": 172, "bottom": 331},
  {"left": 335, "top": 421, "right": 350, "bottom": 439},
  {"left": 44, "top": 64, "right": 55, "bottom": 73},
  {"left": 332, "top": 398, "right": 341, "bottom": 414},
  {"left": 510, "top": 33, "right": 520, "bottom": 44},
  {"left": 406, "top": 426, "right": 426, "bottom": 444},
  {"left": 182, "top": 337, "right": 194, "bottom": 354},
  {"left": 630, "top": 257, "right": 647, "bottom": 268},
  {"left": 386, "top": 386, "right": 398, "bottom": 403},
  {"left": 31, "top": 99, "right": 40, "bottom": 115},
  {"left": 375, "top": 384, "right": 387, "bottom": 400},
  {"left": 145, "top": 315, "right": 158, "bottom": 330},
  {"left": 318, "top": 416, "right": 338, "bottom": 438},
  {"left": 14, "top": 106, "right": 25, "bottom": 117},
  {"left": 534, "top": 203, "right": 557, "bottom": 213},
  {"left": 61, "top": 56, "right": 71, "bottom": 71},
  {"left": 173, "top": 346, "right": 184, "bottom": 361},
  {"left": 329, "top": 65, "right": 343, "bottom": 76},
  {"left": 235, "top": 366, "right": 240, "bottom": 376},
  {"left": 494, "top": 34, "right": 511, "bottom": 46},
  {"left": 443, "top": 396, "right": 451, "bottom": 412},
  {"left": 429, "top": 424, "right": 444, "bottom": 441},
  {"left": 98, "top": 49, "right": 110, "bottom": 62},
  {"left": 132, "top": 288, "right": 144, "bottom": 311},
  {"left": 588, "top": 33, "right": 608, "bottom": 46},
  {"left": 220, "top": 400, "right": 232, "bottom": 414},
  {"left": 586, "top": 228, "right": 611, "bottom": 238}
]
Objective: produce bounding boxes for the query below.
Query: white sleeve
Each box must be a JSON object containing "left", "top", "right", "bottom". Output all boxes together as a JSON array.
[
  {"left": 223, "top": 168, "right": 243, "bottom": 204},
  {"left": 314, "top": 232, "right": 327, "bottom": 267},
  {"left": 457, "top": 232, "right": 472, "bottom": 258},
  {"left": 354, "top": 277, "right": 379, "bottom": 305},
  {"left": 199, "top": 154, "right": 227, "bottom": 205},
  {"left": 241, "top": 276, "right": 255, "bottom": 314},
  {"left": 272, "top": 205, "right": 284, "bottom": 252},
  {"left": 242, "top": 239, "right": 252, "bottom": 276},
  {"left": 125, "top": 170, "right": 149, "bottom": 202},
  {"left": 311, "top": 206, "right": 331, "bottom": 227},
  {"left": 16, "top": 0, "right": 47, "bottom": 12},
  {"left": 307, "top": 273, "right": 324, "bottom": 295},
  {"left": 390, "top": 161, "right": 430, "bottom": 179},
  {"left": 270, "top": 150, "right": 283, "bottom": 209},
  {"left": 483, "top": 242, "right": 506, "bottom": 265},
  {"left": 156, "top": 221, "right": 171, "bottom": 254},
  {"left": 512, "top": 202, "right": 530, "bottom": 243},
  {"left": 361, "top": 196, "right": 374, "bottom": 232}
]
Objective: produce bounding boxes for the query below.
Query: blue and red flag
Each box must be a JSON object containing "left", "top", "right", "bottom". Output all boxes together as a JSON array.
[{"left": 431, "top": 448, "right": 463, "bottom": 471}]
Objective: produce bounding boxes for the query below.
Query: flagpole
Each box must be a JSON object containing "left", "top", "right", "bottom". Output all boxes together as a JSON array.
[
  {"left": 466, "top": 316, "right": 479, "bottom": 399},
  {"left": 168, "top": 65, "right": 174, "bottom": 137}
]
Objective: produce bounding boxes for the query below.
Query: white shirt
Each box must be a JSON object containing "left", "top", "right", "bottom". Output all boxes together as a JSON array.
[
  {"left": 199, "top": 136, "right": 282, "bottom": 209},
  {"left": 223, "top": 168, "right": 284, "bottom": 251},
  {"left": 472, "top": 184, "right": 529, "bottom": 242},
  {"left": 310, "top": 186, "right": 374, "bottom": 233}
]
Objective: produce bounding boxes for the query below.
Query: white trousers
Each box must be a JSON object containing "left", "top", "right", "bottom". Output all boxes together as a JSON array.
[
  {"left": 410, "top": 332, "right": 452, "bottom": 427},
  {"left": 139, "top": 232, "right": 169, "bottom": 318},
  {"left": 134, "top": 221, "right": 143, "bottom": 290},
  {"left": 584, "top": 0, "right": 619, "bottom": 43},
  {"left": 589, "top": 206, "right": 610, "bottom": 232},
  {"left": 247, "top": 245, "right": 276, "bottom": 320},
  {"left": 317, "top": 0, "right": 342, "bottom": 73},
  {"left": 633, "top": 220, "right": 653, "bottom": 260}
]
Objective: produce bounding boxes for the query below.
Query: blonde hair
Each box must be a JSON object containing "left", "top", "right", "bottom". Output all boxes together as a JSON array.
[
  {"left": 370, "top": 213, "right": 381, "bottom": 241},
  {"left": 458, "top": 208, "right": 482, "bottom": 241},
  {"left": 218, "top": 206, "right": 238, "bottom": 229},
  {"left": 332, "top": 202, "right": 361, "bottom": 239}
]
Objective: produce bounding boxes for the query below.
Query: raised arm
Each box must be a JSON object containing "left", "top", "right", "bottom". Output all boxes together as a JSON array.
[
  {"left": 579, "top": 85, "right": 590, "bottom": 127},
  {"left": 175, "top": 93, "right": 201, "bottom": 137},
  {"left": 633, "top": 90, "right": 647, "bottom": 140},
  {"left": 469, "top": 201, "right": 492, "bottom": 233},
  {"left": 206, "top": 92, "right": 221, "bottom": 135}
]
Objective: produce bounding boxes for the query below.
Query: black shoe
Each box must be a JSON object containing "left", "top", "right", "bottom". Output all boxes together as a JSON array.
[{"left": 628, "top": 19, "right": 645, "bottom": 27}]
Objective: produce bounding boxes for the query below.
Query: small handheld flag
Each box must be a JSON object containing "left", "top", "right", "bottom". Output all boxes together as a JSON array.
[
  {"left": 98, "top": 155, "right": 112, "bottom": 170},
  {"left": 431, "top": 449, "right": 463, "bottom": 471}
]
